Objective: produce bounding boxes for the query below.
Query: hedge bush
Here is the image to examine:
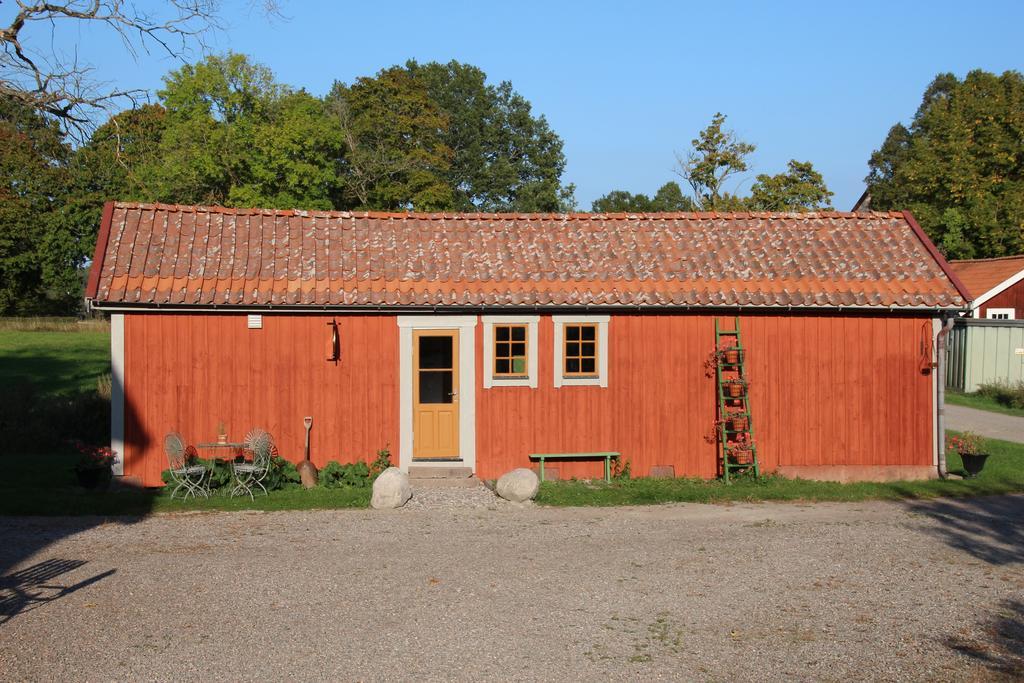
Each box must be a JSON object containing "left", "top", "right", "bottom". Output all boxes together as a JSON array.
[
  {"left": 318, "top": 448, "right": 392, "bottom": 488},
  {"left": 977, "top": 381, "right": 1024, "bottom": 409},
  {"left": 0, "top": 381, "right": 110, "bottom": 453}
]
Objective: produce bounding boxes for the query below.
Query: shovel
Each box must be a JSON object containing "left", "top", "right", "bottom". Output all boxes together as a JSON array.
[{"left": 297, "top": 416, "right": 318, "bottom": 488}]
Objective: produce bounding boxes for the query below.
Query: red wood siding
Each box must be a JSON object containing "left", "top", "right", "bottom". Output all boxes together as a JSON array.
[
  {"left": 122, "top": 312, "right": 935, "bottom": 486},
  {"left": 980, "top": 280, "right": 1024, "bottom": 318},
  {"left": 474, "top": 314, "right": 935, "bottom": 480},
  {"left": 122, "top": 314, "right": 398, "bottom": 486}
]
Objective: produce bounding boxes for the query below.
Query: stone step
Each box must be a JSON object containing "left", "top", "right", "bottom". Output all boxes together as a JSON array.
[
  {"left": 409, "top": 476, "right": 483, "bottom": 489},
  {"left": 407, "top": 466, "right": 473, "bottom": 480}
]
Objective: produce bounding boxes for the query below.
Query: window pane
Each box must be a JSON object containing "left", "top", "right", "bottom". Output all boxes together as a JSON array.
[
  {"left": 419, "top": 370, "right": 452, "bottom": 403},
  {"left": 581, "top": 342, "right": 595, "bottom": 357},
  {"left": 496, "top": 326, "right": 510, "bottom": 341},
  {"left": 581, "top": 325, "right": 596, "bottom": 341},
  {"left": 581, "top": 358, "right": 596, "bottom": 374},
  {"left": 495, "top": 358, "right": 511, "bottom": 375},
  {"left": 566, "top": 358, "right": 580, "bottom": 373},
  {"left": 511, "top": 357, "right": 526, "bottom": 374},
  {"left": 566, "top": 342, "right": 580, "bottom": 357},
  {"left": 511, "top": 326, "right": 526, "bottom": 341},
  {"left": 419, "top": 336, "right": 452, "bottom": 369},
  {"left": 511, "top": 342, "right": 526, "bottom": 357},
  {"left": 566, "top": 325, "right": 580, "bottom": 341},
  {"left": 496, "top": 342, "right": 510, "bottom": 359}
]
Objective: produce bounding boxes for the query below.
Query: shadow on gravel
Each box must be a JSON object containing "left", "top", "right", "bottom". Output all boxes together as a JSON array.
[
  {"left": 0, "top": 372, "right": 154, "bottom": 608},
  {"left": 944, "top": 599, "right": 1024, "bottom": 679},
  {"left": 901, "top": 495, "right": 1024, "bottom": 565},
  {"left": 0, "top": 558, "right": 116, "bottom": 625}
]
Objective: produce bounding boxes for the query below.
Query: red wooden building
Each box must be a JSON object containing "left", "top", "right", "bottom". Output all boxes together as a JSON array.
[
  {"left": 86, "top": 202, "right": 969, "bottom": 487},
  {"left": 949, "top": 255, "right": 1024, "bottom": 320}
]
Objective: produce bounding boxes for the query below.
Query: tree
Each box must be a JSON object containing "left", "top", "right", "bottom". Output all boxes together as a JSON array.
[
  {"left": 230, "top": 91, "right": 343, "bottom": 210},
  {"left": 0, "top": 1, "right": 279, "bottom": 136},
  {"left": 0, "top": 95, "right": 71, "bottom": 313},
  {"left": 46, "top": 104, "right": 168, "bottom": 306},
  {"left": 675, "top": 113, "right": 755, "bottom": 210},
  {"left": 154, "top": 52, "right": 283, "bottom": 206},
  {"left": 748, "top": 160, "right": 833, "bottom": 211},
  {"left": 328, "top": 67, "right": 453, "bottom": 211},
  {"left": 403, "top": 60, "right": 573, "bottom": 212},
  {"left": 153, "top": 53, "right": 342, "bottom": 209},
  {"left": 650, "top": 182, "right": 696, "bottom": 211},
  {"left": 592, "top": 181, "right": 695, "bottom": 212},
  {"left": 71, "top": 104, "right": 167, "bottom": 205},
  {"left": 592, "top": 190, "right": 654, "bottom": 213},
  {"left": 866, "top": 70, "right": 1024, "bottom": 258}
]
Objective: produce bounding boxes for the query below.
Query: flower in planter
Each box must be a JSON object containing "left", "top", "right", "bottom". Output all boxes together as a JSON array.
[
  {"left": 72, "top": 440, "right": 118, "bottom": 471},
  {"left": 704, "top": 417, "right": 727, "bottom": 443},
  {"left": 70, "top": 440, "right": 118, "bottom": 490},
  {"left": 703, "top": 350, "right": 723, "bottom": 377},
  {"left": 725, "top": 412, "right": 749, "bottom": 432},
  {"left": 724, "top": 379, "right": 747, "bottom": 397},
  {"left": 948, "top": 432, "right": 983, "bottom": 456},
  {"left": 717, "top": 342, "right": 743, "bottom": 365},
  {"left": 729, "top": 432, "right": 756, "bottom": 451}
]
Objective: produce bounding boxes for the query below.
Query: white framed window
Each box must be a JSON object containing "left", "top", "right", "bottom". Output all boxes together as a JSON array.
[
  {"left": 552, "top": 315, "right": 609, "bottom": 388},
  {"left": 986, "top": 308, "right": 1015, "bottom": 320},
  {"left": 482, "top": 315, "right": 539, "bottom": 388}
]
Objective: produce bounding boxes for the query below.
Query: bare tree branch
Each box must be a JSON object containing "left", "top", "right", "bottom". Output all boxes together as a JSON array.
[{"left": 0, "top": 0, "right": 282, "bottom": 139}]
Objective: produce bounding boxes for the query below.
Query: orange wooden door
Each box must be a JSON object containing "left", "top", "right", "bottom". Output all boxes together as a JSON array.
[{"left": 413, "top": 330, "right": 460, "bottom": 459}]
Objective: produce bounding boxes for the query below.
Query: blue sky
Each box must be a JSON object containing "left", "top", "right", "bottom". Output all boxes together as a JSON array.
[{"left": 12, "top": 0, "right": 1024, "bottom": 210}]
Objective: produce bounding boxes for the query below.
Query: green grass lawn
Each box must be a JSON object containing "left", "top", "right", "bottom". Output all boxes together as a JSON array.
[
  {"left": 946, "top": 390, "right": 1024, "bottom": 418},
  {"left": 0, "top": 329, "right": 111, "bottom": 395},
  {"left": 536, "top": 436, "right": 1024, "bottom": 507},
  {"left": 2, "top": 435, "right": 1022, "bottom": 515},
  {"left": 0, "top": 451, "right": 370, "bottom": 516}
]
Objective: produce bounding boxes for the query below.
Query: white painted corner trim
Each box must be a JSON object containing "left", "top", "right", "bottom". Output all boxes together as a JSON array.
[
  {"left": 396, "top": 315, "right": 477, "bottom": 473},
  {"left": 110, "top": 313, "right": 125, "bottom": 476},
  {"left": 552, "top": 314, "right": 610, "bottom": 388},
  {"left": 481, "top": 315, "right": 539, "bottom": 388},
  {"left": 931, "top": 318, "right": 940, "bottom": 470},
  {"left": 971, "top": 267, "right": 1024, "bottom": 314}
]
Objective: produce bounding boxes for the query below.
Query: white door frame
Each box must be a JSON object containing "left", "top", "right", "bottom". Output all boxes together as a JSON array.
[{"left": 397, "top": 316, "right": 477, "bottom": 472}]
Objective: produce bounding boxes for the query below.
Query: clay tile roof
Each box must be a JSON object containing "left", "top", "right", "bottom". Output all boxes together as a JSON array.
[
  {"left": 85, "top": 202, "right": 969, "bottom": 311},
  {"left": 948, "top": 255, "right": 1024, "bottom": 301}
]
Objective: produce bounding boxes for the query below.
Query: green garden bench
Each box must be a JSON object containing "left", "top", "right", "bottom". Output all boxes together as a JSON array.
[{"left": 529, "top": 452, "right": 620, "bottom": 483}]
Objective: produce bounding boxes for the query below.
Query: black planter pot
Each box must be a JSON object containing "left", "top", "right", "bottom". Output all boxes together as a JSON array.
[
  {"left": 960, "top": 453, "right": 989, "bottom": 478},
  {"left": 76, "top": 467, "right": 112, "bottom": 490}
]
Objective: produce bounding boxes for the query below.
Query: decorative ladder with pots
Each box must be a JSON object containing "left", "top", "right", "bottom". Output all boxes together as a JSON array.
[{"left": 714, "top": 317, "right": 760, "bottom": 482}]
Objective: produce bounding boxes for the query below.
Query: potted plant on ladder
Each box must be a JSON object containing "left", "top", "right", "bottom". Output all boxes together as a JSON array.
[
  {"left": 728, "top": 433, "right": 756, "bottom": 465},
  {"left": 723, "top": 379, "right": 747, "bottom": 398}
]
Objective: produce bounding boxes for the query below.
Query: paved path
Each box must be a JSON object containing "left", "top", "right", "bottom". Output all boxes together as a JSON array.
[
  {"left": 946, "top": 403, "right": 1024, "bottom": 442},
  {"left": 2, "top": 497, "right": 1022, "bottom": 681}
]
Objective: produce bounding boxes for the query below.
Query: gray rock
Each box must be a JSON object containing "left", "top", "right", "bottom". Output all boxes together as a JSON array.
[
  {"left": 495, "top": 468, "right": 539, "bottom": 502},
  {"left": 371, "top": 467, "right": 412, "bottom": 509}
]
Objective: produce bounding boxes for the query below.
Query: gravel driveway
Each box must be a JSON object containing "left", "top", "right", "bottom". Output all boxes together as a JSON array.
[{"left": 1, "top": 495, "right": 1022, "bottom": 681}]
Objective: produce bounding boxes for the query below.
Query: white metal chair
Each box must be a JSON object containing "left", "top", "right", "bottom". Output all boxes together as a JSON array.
[
  {"left": 164, "top": 432, "right": 209, "bottom": 499},
  {"left": 231, "top": 429, "right": 273, "bottom": 500}
]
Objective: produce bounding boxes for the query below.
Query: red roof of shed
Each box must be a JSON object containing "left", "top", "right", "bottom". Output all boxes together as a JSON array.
[
  {"left": 948, "top": 255, "right": 1024, "bottom": 301},
  {"left": 86, "top": 202, "right": 969, "bottom": 310}
]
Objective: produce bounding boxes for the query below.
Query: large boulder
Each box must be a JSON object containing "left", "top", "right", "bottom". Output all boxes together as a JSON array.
[
  {"left": 495, "top": 468, "right": 540, "bottom": 502},
  {"left": 371, "top": 467, "right": 412, "bottom": 509}
]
